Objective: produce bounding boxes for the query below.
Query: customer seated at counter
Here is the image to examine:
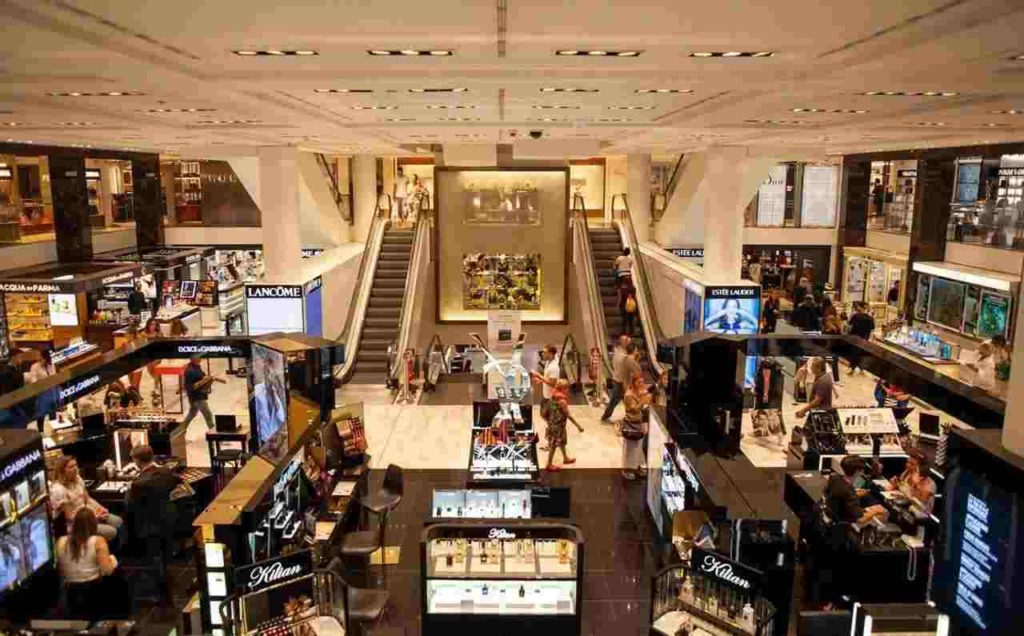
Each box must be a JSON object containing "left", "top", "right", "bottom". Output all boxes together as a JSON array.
[
  {"left": 50, "top": 456, "right": 124, "bottom": 542},
  {"left": 886, "top": 451, "right": 937, "bottom": 514},
  {"left": 57, "top": 507, "right": 118, "bottom": 621},
  {"left": 824, "top": 456, "right": 888, "bottom": 526}
]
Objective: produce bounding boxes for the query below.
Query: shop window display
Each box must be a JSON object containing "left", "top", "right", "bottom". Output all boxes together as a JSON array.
[{"left": 462, "top": 253, "right": 541, "bottom": 311}]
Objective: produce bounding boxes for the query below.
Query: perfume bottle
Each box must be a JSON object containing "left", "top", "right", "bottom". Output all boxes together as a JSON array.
[
  {"left": 482, "top": 584, "right": 489, "bottom": 596},
  {"left": 519, "top": 584, "right": 526, "bottom": 598}
]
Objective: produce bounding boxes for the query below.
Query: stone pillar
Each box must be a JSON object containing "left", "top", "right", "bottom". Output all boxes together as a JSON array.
[
  {"left": 1002, "top": 283, "right": 1024, "bottom": 457},
  {"left": 626, "top": 153, "right": 652, "bottom": 241},
  {"left": 905, "top": 157, "right": 956, "bottom": 319},
  {"left": 259, "top": 147, "right": 303, "bottom": 279},
  {"left": 351, "top": 154, "right": 377, "bottom": 242},
  {"left": 132, "top": 155, "right": 164, "bottom": 250},
  {"left": 702, "top": 148, "right": 776, "bottom": 282},
  {"left": 48, "top": 153, "right": 92, "bottom": 262},
  {"left": 836, "top": 158, "right": 871, "bottom": 298}
]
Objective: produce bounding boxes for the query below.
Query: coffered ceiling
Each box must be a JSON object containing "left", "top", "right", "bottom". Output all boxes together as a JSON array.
[{"left": 0, "top": 0, "right": 1022, "bottom": 158}]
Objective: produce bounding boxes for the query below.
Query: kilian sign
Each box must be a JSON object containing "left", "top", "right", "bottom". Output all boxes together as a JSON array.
[
  {"left": 235, "top": 550, "right": 313, "bottom": 595},
  {"left": 690, "top": 547, "right": 762, "bottom": 593}
]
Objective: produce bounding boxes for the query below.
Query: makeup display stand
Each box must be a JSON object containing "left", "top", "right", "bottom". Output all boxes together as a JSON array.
[{"left": 421, "top": 521, "right": 583, "bottom": 636}]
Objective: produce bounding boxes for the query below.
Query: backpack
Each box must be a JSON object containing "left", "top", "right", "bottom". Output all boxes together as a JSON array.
[{"left": 624, "top": 294, "right": 637, "bottom": 314}]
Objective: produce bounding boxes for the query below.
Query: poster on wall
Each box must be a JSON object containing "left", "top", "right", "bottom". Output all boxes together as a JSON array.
[
  {"left": 800, "top": 166, "right": 838, "bottom": 227},
  {"left": 978, "top": 292, "right": 1011, "bottom": 339},
  {"left": 755, "top": 165, "right": 788, "bottom": 226},
  {"left": 251, "top": 343, "right": 289, "bottom": 463},
  {"left": 703, "top": 287, "right": 761, "bottom": 335},
  {"left": 303, "top": 277, "right": 323, "bottom": 337},
  {"left": 461, "top": 179, "right": 540, "bottom": 225},
  {"left": 245, "top": 285, "right": 304, "bottom": 336},
  {"left": 462, "top": 253, "right": 541, "bottom": 310}
]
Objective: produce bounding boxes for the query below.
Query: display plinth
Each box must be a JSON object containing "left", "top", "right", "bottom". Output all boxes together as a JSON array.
[{"left": 422, "top": 521, "right": 583, "bottom": 635}]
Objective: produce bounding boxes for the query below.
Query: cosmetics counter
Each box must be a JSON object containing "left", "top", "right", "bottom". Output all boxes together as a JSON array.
[
  {"left": 429, "top": 486, "right": 571, "bottom": 521},
  {"left": 790, "top": 407, "right": 909, "bottom": 473},
  {"left": 421, "top": 521, "right": 583, "bottom": 636},
  {"left": 469, "top": 398, "right": 539, "bottom": 484},
  {"left": 840, "top": 247, "right": 908, "bottom": 323},
  {"left": 650, "top": 548, "right": 776, "bottom": 636}
]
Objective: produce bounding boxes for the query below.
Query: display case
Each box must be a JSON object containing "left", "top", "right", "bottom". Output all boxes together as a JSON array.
[
  {"left": 469, "top": 426, "right": 539, "bottom": 483},
  {"left": 5, "top": 293, "right": 52, "bottom": 343},
  {"left": 432, "top": 489, "right": 533, "bottom": 519},
  {"left": 650, "top": 551, "right": 776, "bottom": 636},
  {"left": 422, "top": 521, "right": 583, "bottom": 635},
  {"left": 800, "top": 409, "right": 907, "bottom": 471},
  {"left": 0, "top": 430, "right": 53, "bottom": 600}
]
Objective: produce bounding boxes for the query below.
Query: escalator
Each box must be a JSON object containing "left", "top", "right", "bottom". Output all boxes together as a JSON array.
[{"left": 349, "top": 227, "right": 414, "bottom": 382}]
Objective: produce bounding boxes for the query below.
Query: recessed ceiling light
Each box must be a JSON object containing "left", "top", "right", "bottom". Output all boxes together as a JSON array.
[
  {"left": 138, "top": 107, "right": 216, "bottom": 113},
  {"left": 554, "top": 50, "right": 644, "bottom": 57},
  {"left": 314, "top": 88, "right": 374, "bottom": 93},
  {"left": 859, "top": 91, "right": 958, "bottom": 97},
  {"left": 744, "top": 119, "right": 809, "bottom": 125},
  {"left": 426, "top": 104, "right": 476, "bottom": 109},
  {"left": 991, "top": 110, "right": 1022, "bottom": 115},
  {"left": 533, "top": 105, "right": 581, "bottom": 110},
  {"left": 47, "top": 91, "right": 145, "bottom": 97},
  {"left": 1010, "top": 54, "right": 1024, "bottom": 61},
  {"left": 597, "top": 118, "right": 632, "bottom": 123},
  {"left": 689, "top": 51, "right": 775, "bottom": 58},
  {"left": 400, "top": 50, "right": 418, "bottom": 56},
  {"left": 910, "top": 122, "right": 948, "bottom": 127},
  {"left": 369, "top": 49, "right": 454, "bottom": 56},
  {"left": 0, "top": 122, "right": 26, "bottom": 127},
  {"left": 195, "top": 119, "right": 262, "bottom": 125},
  {"left": 349, "top": 105, "right": 398, "bottom": 110},
  {"left": 429, "top": 50, "right": 452, "bottom": 56},
  {"left": 439, "top": 117, "right": 480, "bottom": 122},
  {"left": 540, "top": 87, "right": 599, "bottom": 93},
  {"left": 608, "top": 105, "right": 656, "bottom": 110},
  {"left": 791, "top": 108, "right": 869, "bottom": 114},
  {"left": 385, "top": 118, "right": 417, "bottom": 122},
  {"left": 369, "top": 50, "right": 391, "bottom": 56},
  {"left": 635, "top": 88, "right": 692, "bottom": 94},
  {"left": 231, "top": 49, "right": 318, "bottom": 56},
  {"left": 983, "top": 123, "right": 1010, "bottom": 128},
  {"left": 557, "top": 50, "right": 578, "bottom": 56},
  {"left": 408, "top": 88, "right": 468, "bottom": 93}
]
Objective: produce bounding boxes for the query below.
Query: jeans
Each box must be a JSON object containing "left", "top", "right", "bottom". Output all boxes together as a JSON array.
[
  {"left": 183, "top": 398, "right": 215, "bottom": 429},
  {"left": 602, "top": 382, "right": 624, "bottom": 421}
]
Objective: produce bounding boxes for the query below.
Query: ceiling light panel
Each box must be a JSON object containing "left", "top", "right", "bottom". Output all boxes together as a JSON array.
[
  {"left": 991, "top": 110, "right": 1023, "bottom": 115},
  {"left": 540, "top": 88, "right": 599, "bottom": 93},
  {"left": 408, "top": 88, "right": 467, "bottom": 93},
  {"left": 608, "top": 105, "right": 656, "bottom": 110},
  {"left": 792, "top": 108, "right": 868, "bottom": 114},
  {"left": 690, "top": 51, "right": 775, "bottom": 58},
  {"left": 910, "top": 122, "right": 949, "bottom": 127},
  {"left": 555, "top": 50, "right": 642, "bottom": 57},
  {"left": 859, "top": 91, "right": 958, "bottom": 97},
  {"left": 314, "top": 89, "right": 374, "bottom": 93},
  {"left": 439, "top": 117, "right": 479, "bottom": 122},
  {"left": 349, "top": 105, "right": 398, "bottom": 110},
  {"left": 368, "top": 49, "right": 453, "bottom": 56},
  {"left": 232, "top": 50, "right": 318, "bottom": 56},
  {"left": 532, "top": 105, "right": 581, "bottom": 110},
  {"left": 47, "top": 91, "right": 145, "bottom": 97},
  {"left": 138, "top": 108, "right": 216, "bottom": 113},
  {"left": 425, "top": 104, "right": 476, "bottom": 109},
  {"left": 195, "top": 119, "right": 262, "bottom": 125},
  {"left": 744, "top": 119, "right": 810, "bottom": 125}
]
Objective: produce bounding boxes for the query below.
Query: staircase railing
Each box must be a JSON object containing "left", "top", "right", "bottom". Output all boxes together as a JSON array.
[
  {"left": 389, "top": 209, "right": 432, "bottom": 383},
  {"left": 314, "top": 153, "right": 352, "bottom": 222},
  {"left": 611, "top": 193, "right": 665, "bottom": 378},
  {"left": 334, "top": 195, "right": 391, "bottom": 381},
  {"left": 571, "top": 194, "right": 614, "bottom": 381}
]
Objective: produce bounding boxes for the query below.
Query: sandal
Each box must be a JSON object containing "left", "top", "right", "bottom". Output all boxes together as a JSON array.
[
  {"left": 545, "top": 465, "right": 564, "bottom": 472},
  {"left": 563, "top": 458, "right": 576, "bottom": 465}
]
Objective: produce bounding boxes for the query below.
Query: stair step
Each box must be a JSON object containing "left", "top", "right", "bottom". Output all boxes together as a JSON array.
[
  {"left": 357, "top": 351, "right": 388, "bottom": 363},
  {"left": 371, "top": 287, "right": 405, "bottom": 297},
  {"left": 362, "top": 328, "right": 398, "bottom": 339},
  {"left": 364, "top": 317, "right": 399, "bottom": 328},
  {"left": 367, "top": 309, "right": 400, "bottom": 319},
  {"left": 369, "top": 298, "right": 402, "bottom": 308}
]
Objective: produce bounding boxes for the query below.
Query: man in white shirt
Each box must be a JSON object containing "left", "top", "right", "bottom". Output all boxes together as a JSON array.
[
  {"left": 540, "top": 344, "right": 560, "bottom": 400},
  {"left": 393, "top": 167, "right": 409, "bottom": 223}
]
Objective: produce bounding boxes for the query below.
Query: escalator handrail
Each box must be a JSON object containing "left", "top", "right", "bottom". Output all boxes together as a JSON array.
[
  {"left": 610, "top": 193, "right": 665, "bottom": 378},
  {"left": 335, "top": 198, "right": 390, "bottom": 381},
  {"left": 571, "top": 195, "right": 614, "bottom": 381},
  {"left": 390, "top": 211, "right": 431, "bottom": 381}
]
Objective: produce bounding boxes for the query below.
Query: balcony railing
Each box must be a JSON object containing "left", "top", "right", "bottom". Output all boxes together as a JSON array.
[{"left": 948, "top": 202, "right": 1024, "bottom": 250}]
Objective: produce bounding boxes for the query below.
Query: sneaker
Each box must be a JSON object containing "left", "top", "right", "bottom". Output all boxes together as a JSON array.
[{"left": 621, "top": 470, "right": 636, "bottom": 480}]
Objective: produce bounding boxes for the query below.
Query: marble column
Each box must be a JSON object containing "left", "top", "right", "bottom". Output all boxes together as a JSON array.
[
  {"left": 48, "top": 153, "right": 92, "bottom": 262},
  {"left": 351, "top": 155, "right": 377, "bottom": 242},
  {"left": 626, "top": 153, "right": 651, "bottom": 242},
  {"left": 259, "top": 147, "right": 303, "bottom": 280},
  {"left": 131, "top": 155, "right": 164, "bottom": 250}
]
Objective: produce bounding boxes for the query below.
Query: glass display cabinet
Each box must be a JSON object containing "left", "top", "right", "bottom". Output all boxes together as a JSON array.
[{"left": 421, "top": 521, "right": 583, "bottom": 635}]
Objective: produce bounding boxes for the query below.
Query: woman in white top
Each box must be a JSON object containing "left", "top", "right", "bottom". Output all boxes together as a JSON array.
[
  {"left": 613, "top": 247, "right": 633, "bottom": 283},
  {"left": 57, "top": 508, "right": 117, "bottom": 619},
  {"left": 27, "top": 349, "right": 56, "bottom": 383},
  {"left": 50, "top": 456, "right": 123, "bottom": 541}
]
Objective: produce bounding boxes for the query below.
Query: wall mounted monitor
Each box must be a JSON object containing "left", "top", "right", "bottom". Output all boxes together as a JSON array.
[
  {"left": 978, "top": 292, "right": 1011, "bottom": 339},
  {"left": 251, "top": 343, "right": 290, "bottom": 464},
  {"left": 927, "top": 277, "right": 967, "bottom": 331}
]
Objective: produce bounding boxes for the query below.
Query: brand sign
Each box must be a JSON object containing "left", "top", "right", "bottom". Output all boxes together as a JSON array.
[
  {"left": 101, "top": 271, "right": 136, "bottom": 286},
  {"left": 0, "top": 449, "right": 42, "bottom": 486},
  {"left": 235, "top": 550, "right": 313, "bottom": 595},
  {"left": 303, "top": 276, "right": 323, "bottom": 295},
  {"left": 59, "top": 374, "right": 101, "bottom": 402},
  {"left": 185, "top": 254, "right": 202, "bottom": 265},
  {"left": 669, "top": 247, "right": 704, "bottom": 259},
  {"left": 706, "top": 286, "right": 759, "bottom": 298},
  {"left": 488, "top": 528, "right": 516, "bottom": 540},
  {"left": 675, "top": 449, "right": 702, "bottom": 495},
  {"left": 690, "top": 547, "right": 762, "bottom": 593},
  {"left": 0, "top": 282, "right": 65, "bottom": 293},
  {"left": 177, "top": 344, "right": 242, "bottom": 356},
  {"left": 301, "top": 248, "right": 324, "bottom": 259},
  {"left": 245, "top": 285, "right": 302, "bottom": 299}
]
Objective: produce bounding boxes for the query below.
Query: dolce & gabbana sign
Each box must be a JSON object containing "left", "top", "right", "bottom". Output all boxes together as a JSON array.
[
  {"left": 1, "top": 449, "right": 42, "bottom": 486},
  {"left": 177, "top": 344, "right": 242, "bottom": 356},
  {"left": 235, "top": 550, "right": 313, "bottom": 594},
  {"left": 246, "top": 285, "right": 302, "bottom": 299},
  {"left": 690, "top": 547, "right": 762, "bottom": 593},
  {"left": 101, "top": 271, "right": 136, "bottom": 286},
  {"left": 59, "top": 374, "right": 102, "bottom": 402}
]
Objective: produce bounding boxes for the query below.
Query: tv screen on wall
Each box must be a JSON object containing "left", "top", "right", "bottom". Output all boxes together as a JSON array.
[
  {"left": 251, "top": 344, "right": 289, "bottom": 464},
  {"left": 927, "top": 277, "right": 967, "bottom": 331},
  {"left": 978, "top": 292, "right": 1011, "bottom": 339}
]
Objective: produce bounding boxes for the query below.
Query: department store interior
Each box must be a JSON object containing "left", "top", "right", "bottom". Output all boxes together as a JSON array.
[{"left": 1, "top": 2, "right": 1024, "bottom": 636}]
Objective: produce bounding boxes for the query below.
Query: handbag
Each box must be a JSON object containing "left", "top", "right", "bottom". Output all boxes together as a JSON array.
[{"left": 620, "top": 417, "right": 647, "bottom": 440}]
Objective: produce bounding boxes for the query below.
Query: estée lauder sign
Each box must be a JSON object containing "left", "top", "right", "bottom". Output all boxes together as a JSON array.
[{"left": 690, "top": 547, "right": 762, "bottom": 593}]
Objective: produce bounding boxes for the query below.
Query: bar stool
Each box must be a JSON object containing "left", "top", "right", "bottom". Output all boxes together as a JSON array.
[
  {"left": 338, "top": 504, "right": 385, "bottom": 587},
  {"left": 205, "top": 431, "right": 247, "bottom": 481},
  {"left": 325, "top": 557, "right": 389, "bottom": 636},
  {"left": 359, "top": 464, "right": 404, "bottom": 571}
]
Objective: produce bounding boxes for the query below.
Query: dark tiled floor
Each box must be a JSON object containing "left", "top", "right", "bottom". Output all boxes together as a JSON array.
[{"left": 343, "top": 468, "right": 665, "bottom": 636}]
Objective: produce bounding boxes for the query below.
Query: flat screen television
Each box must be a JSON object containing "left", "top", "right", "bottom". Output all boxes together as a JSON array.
[
  {"left": 703, "top": 293, "right": 761, "bottom": 335},
  {"left": 978, "top": 292, "right": 1011, "bottom": 339},
  {"left": 251, "top": 344, "right": 289, "bottom": 464},
  {"left": 0, "top": 504, "right": 51, "bottom": 597},
  {"left": 927, "top": 277, "right": 967, "bottom": 331}
]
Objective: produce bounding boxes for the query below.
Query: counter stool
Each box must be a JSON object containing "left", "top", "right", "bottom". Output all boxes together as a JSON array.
[
  {"left": 206, "top": 431, "right": 247, "bottom": 482},
  {"left": 359, "top": 464, "right": 404, "bottom": 573},
  {"left": 325, "top": 558, "right": 388, "bottom": 636},
  {"left": 338, "top": 505, "right": 385, "bottom": 587}
]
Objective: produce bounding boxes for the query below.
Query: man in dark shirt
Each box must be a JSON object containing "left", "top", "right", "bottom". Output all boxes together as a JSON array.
[
  {"left": 796, "top": 358, "right": 833, "bottom": 417},
  {"left": 791, "top": 296, "right": 821, "bottom": 332},
  {"left": 126, "top": 445, "right": 182, "bottom": 599},
  {"left": 847, "top": 302, "right": 875, "bottom": 374},
  {"left": 825, "top": 456, "right": 886, "bottom": 525},
  {"left": 127, "top": 282, "right": 147, "bottom": 318},
  {"left": 182, "top": 356, "right": 215, "bottom": 429}
]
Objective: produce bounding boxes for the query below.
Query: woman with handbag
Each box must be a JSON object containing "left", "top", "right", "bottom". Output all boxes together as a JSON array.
[
  {"left": 530, "top": 372, "right": 584, "bottom": 472},
  {"left": 621, "top": 373, "right": 651, "bottom": 480}
]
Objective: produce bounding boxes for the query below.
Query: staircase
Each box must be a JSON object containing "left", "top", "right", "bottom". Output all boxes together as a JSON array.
[
  {"left": 350, "top": 228, "right": 413, "bottom": 382},
  {"left": 589, "top": 227, "right": 644, "bottom": 350}
]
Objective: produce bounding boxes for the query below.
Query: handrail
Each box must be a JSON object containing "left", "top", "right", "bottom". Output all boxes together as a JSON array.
[
  {"left": 571, "top": 194, "right": 614, "bottom": 381},
  {"left": 665, "top": 153, "right": 686, "bottom": 203},
  {"left": 390, "top": 210, "right": 431, "bottom": 381},
  {"left": 559, "top": 332, "right": 582, "bottom": 386},
  {"left": 334, "top": 195, "right": 391, "bottom": 381},
  {"left": 314, "top": 153, "right": 352, "bottom": 222},
  {"left": 610, "top": 193, "right": 665, "bottom": 378}
]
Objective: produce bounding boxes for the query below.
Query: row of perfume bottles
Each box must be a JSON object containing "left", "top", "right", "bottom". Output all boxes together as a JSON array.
[
  {"left": 434, "top": 498, "right": 530, "bottom": 519},
  {"left": 432, "top": 538, "right": 573, "bottom": 566},
  {"left": 677, "top": 574, "right": 757, "bottom": 633}
]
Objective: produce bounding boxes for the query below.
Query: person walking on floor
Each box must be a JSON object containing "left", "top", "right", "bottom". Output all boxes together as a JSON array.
[
  {"left": 847, "top": 302, "right": 875, "bottom": 374},
  {"left": 183, "top": 356, "right": 223, "bottom": 430},
  {"left": 602, "top": 339, "right": 640, "bottom": 424},
  {"left": 796, "top": 358, "right": 835, "bottom": 417},
  {"left": 761, "top": 289, "right": 780, "bottom": 333},
  {"left": 531, "top": 373, "right": 584, "bottom": 472},
  {"left": 537, "top": 344, "right": 561, "bottom": 451},
  {"left": 620, "top": 373, "right": 651, "bottom": 480},
  {"left": 791, "top": 295, "right": 822, "bottom": 332}
]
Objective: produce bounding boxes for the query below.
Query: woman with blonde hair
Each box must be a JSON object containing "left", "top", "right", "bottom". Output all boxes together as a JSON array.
[
  {"left": 621, "top": 373, "right": 651, "bottom": 480},
  {"left": 50, "top": 456, "right": 123, "bottom": 541}
]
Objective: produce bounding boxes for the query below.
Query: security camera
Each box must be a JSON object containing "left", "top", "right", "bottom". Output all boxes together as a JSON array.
[{"left": 529, "top": 130, "right": 543, "bottom": 139}]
